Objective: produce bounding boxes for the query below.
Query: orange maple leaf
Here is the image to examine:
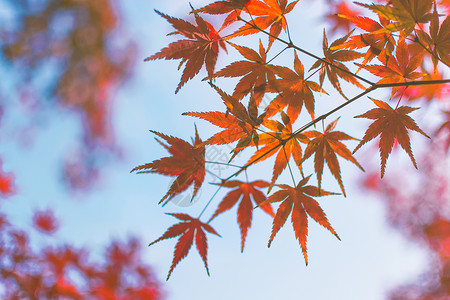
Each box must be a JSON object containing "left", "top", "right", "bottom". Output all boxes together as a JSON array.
[
  {"left": 356, "top": 39, "right": 425, "bottom": 97},
  {"left": 310, "top": 30, "right": 365, "bottom": 98},
  {"left": 213, "top": 41, "right": 277, "bottom": 104},
  {"left": 229, "top": 0, "right": 299, "bottom": 48},
  {"left": 258, "top": 175, "right": 340, "bottom": 265},
  {"left": 208, "top": 180, "right": 274, "bottom": 251},
  {"left": 357, "top": 0, "right": 433, "bottom": 37},
  {"left": 149, "top": 213, "right": 220, "bottom": 280},
  {"left": 184, "top": 85, "right": 266, "bottom": 158},
  {"left": 266, "top": 52, "right": 327, "bottom": 121},
  {"left": 330, "top": 14, "right": 396, "bottom": 68},
  {"left": 353, "top": 99, "right": 430, "bottom": 177},
  {"left": 145, "top": 10, "right": 226, "bottom": 93},
  {"left": 248, "top": 112, "right": 309, "bottom": 188},
  {"left": 131, "top": 128, "right": 205, "bottom": 205},
  {"left": 302, "top": 118, "right": 364, "bottom": 196}
]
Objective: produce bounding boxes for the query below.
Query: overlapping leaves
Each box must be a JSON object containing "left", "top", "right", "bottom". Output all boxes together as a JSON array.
[
  {"left": 213, "top": 41, "right": 276, "bottom": 104},
  {"left": 248, "top": 112, "right": 309, "bottom": 187},
  {"left": 357, "top": 0, "right": 433, "bottom": 37},
  {"left": 302, "top": 118, "right": 364, "bottom": 196},
  {"left": 266, "top": 52, "right": 327, "bottom": 121},
  {"left": 184, "top": 84, "right": 266, "bottom": 158},
  {"left": 310, "top": 30, "right": 365, "bottom": 98}
]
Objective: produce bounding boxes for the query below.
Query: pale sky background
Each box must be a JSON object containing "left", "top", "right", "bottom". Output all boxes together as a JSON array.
[{"left": 0, "top": 0, "right": 433, "bottom": 299}]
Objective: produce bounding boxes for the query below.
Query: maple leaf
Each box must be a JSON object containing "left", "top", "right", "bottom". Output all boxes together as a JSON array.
[
  {"left": 356, "top": 39, "right": 425, "bottom": 97},
  {"left": 184, "top": 84, "right": 266, "bottom": 159},
  {"left": 416, "top": 10, "right": 450, "bottom": 67},
  {"left": 310, "top": 30, "right": 365, "bottom": 98},
  {"left": 266, "top": 52, "right": 327, "bottom": 122},
  {"left": 356, "top": 0, "right": 433, "bottom": 37},
  {"left": 258, "top": 175, "right": 340, "bottom": 264},
  {"left": 301, "top": 118, "right": 364, "bottom": 197},
  {"left": 193, "top": 0, "right": 253, "bottom": 29},
  {"left": 353, "top": 99, "right": 430, "bottom": 177},
  {"left": 131, "top": 128, "right": 205, "bottom": 205},
  {"left": 208, "top": 180, "right": 274, "bottom": 251},
  {"left": 213, "top": 41, "right": 277, "bottom": 104},
  {"left": 247, "top": 112, "right": 309, "bottom": 187},
  {"left": 330, "top": 14, "right": 396, "bottom": 68},
  {"left": 33, "top": 210, "right": 59, "bottom": 234},
  {"left": 229, "top": 0, "right": 299, "bottom": 48},
  {"left": 149, "top": 213, "right": 220, "bottom": 280},
  {"left": 145, "top": 10, "right": 226, "bottom": 93}
]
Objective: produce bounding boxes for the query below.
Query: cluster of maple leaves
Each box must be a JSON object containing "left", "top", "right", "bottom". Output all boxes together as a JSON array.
[{"left": 135, "top": 0, "right": 449, "bottom": 280}]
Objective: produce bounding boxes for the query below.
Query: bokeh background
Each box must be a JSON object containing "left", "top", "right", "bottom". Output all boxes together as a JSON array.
[{"left": 0, "top": 0, "right": 448, "bottom": 299}]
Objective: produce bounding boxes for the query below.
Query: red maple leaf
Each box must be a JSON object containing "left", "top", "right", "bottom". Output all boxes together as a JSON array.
[
  {"left": 145, "top": 10, "right": 226, "bottom": 93},
  {"left": 266, "top": 52, "right": 326, "bottom": 122},
  {"left": 185, "top": 84, "right": 266, "bottom": 160},
  {"left": 302, "top": 118, "right": 364, "bottom": 196},
  {"left": 209, "top": 180, "right": 274, "bottom": 251},
  {"left": 213, "top": 41, "right": 277, "bottom": 104},
  {"left": 310, "top": 30, "right": 365, "bottom": 98},
  {"left": 330, "top": 14, "right": 396, "bottom": 68},
  {"left": 33, "top": 210, "right": 59, "bottom": 234},
  {"left": 356, "top": 39, "right": 425, "bottom": 97},
  {"left": 353, "top": 99, "right": 430, "bottom": 177},
  {"left": 131, "top": 128, "right": 205, "bottom": 205},
  {"left": 259, "top": 175, "right": 340, "bottom": 264},
  {"left": 149, "top": 213, "right": 220, "bottom": 280}
]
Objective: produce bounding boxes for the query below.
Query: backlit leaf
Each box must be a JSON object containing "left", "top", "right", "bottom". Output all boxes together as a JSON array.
[
  {"left": 131, "top": 128, "right": 205, "bottom": 205},
  {"left": 353, "top": 99, "right": 430, "bottom": 177},
  {"left": 149, "top": 213, "right": 220, "bottom": 280}
]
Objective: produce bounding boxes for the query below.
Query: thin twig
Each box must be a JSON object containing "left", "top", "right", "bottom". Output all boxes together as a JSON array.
[{"left": 236, "top": 16, "right": 375, "bottom": 86}]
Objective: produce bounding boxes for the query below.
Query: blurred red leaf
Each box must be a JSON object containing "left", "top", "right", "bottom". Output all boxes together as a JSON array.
[{"left": 33, "top": 210, "right": 59, "bottom": 234}]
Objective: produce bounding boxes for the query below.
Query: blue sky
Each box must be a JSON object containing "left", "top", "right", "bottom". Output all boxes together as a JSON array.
[{"left": 0, "top": 0, "right": 432, "bottom": 299}]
